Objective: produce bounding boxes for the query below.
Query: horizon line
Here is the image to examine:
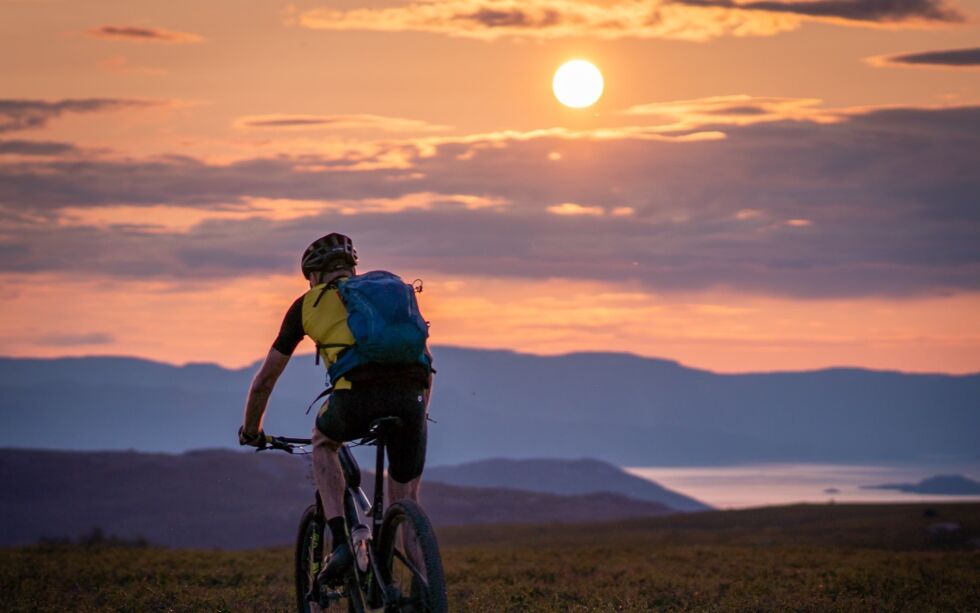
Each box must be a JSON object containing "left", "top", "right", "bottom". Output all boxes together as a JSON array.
[{"left": 1, "top": 345, "right": 977, "bottom": 378}]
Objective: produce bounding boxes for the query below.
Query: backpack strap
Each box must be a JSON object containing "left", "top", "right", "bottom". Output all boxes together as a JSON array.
[
  {"left": 306, "top": 386, "right": 334, "bottom": 415},
  {"left": 313, "top": 342, "right": 353, "bottom": 365}
]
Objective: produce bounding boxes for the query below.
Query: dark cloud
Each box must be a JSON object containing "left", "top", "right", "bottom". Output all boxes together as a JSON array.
[
  {"left": 242, "top": 117, "right": 335, "bottom": 128},
  {"left": 0, "top": 106, "right": 978, "bottom": 299},
  {"left": 875, "top": 47, "right": 980, "bottom": 67},
  {"left": 0, "top": 140, "right": 78, "bottom": 156},
  {"left": 0, "top": 99, "right": 162, "bottom": 134},
  {"left": 456, "top": 7, "right": 562, "bottom": 28},
  {"left": 37, "top": 333, "right": 116, "bottom": 347},
  {"left": 87, "top": 25, "right": 204, "bottom": 43},
  {"left": 674, "top": 0, "right": 964, "bottom": 22}
]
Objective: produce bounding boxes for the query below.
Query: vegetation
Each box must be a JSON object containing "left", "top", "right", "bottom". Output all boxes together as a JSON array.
[{"left": 2, "top": 503, "right": 977, "bottom": 612}]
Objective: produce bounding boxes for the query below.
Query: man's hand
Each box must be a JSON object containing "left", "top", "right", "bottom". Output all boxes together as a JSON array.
[{"left": 238, "top": 425, "right": 266, "bottom": 447}]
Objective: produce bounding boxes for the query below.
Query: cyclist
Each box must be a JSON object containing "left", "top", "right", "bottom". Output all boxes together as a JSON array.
[{"left": 239, "top": 233, "right": 433, "bottom": 588}]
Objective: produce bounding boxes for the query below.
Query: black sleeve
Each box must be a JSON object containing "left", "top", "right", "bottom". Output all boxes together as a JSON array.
[{"left": 271, "top": 296, "right": 305, "bottom": 355}]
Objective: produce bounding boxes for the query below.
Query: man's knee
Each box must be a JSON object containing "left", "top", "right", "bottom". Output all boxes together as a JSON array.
[
  {"left": 312, "top": 427, "right": 342, "bottom": 453},
  {"left": 389, "top": 475, "right": 421, "bottom": 500}
]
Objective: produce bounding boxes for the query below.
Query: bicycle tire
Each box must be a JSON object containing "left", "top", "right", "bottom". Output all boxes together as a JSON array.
[
  {"left": 377, "top": 500, "right": 448, "bottom": 613},
  {"left": 295, "top": 504, "right": 322, "bottom": 613},
  {"left": 345, "top": 572, "right": 366, "bottom": 613}
]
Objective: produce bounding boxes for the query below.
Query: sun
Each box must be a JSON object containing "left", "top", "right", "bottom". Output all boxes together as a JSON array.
[{"left": 552, "top": 60, "right": 604, "bottom": 109}]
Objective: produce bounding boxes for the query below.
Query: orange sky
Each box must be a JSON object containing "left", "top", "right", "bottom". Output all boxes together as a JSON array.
[{"left": 1, "top": 0, "right": 979, "bottom": 373}]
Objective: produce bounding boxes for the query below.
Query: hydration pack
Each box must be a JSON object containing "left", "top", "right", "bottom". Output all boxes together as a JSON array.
[{"left": 327, "top": 271, "right": 431, "bottom": 383}]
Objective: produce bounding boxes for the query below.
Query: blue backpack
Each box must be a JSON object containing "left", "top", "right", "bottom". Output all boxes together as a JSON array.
[{"left": 327, "top": 271, "right": 431, "bottom": 383}]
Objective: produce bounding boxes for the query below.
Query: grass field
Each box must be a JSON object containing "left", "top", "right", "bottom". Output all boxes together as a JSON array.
[{"left": 3, "top": 503, "right": 978, "bottom": 612}]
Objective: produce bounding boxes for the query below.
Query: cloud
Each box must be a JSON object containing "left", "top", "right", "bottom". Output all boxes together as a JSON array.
[
  {"left": 621, "top": 95, "right": 837, "bottom": 127},
  {"left": 0, "top": 98, "right": 164, "bottom": 133},
  {"left": 547, "top": 203, "right": 635, "bottom": 217},
  {"left": 36, "top": 332, "right": 116, "bottom": 347},
  {"left": 867, "top": 46, "right": 980, "bottom": 69},
  {"left": 234, "top": 114, "right": 451, "bottom": 133},
  {"left": 673, "top": 0, "right": 964, "bottom": 23},
  {"left": 1, "top": 101, "right": 978, "bottom": 298},
  {"left": 87, "top": 25, "right": 205, "bottom": 44},
  {"left": 297, "top": 0, "right": 802, "bottom": 42},
  {"left": 547, "top": 203, "right": 605, "bottom": 216},
  {"left": 296, "top": 0, "right": 962, "bottom": 41},
  {"left": 0, "top": 140, "right": 78, "bottom": 156}
]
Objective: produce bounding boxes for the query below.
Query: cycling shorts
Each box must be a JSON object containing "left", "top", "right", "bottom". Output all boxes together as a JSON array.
[{"left": 316, "top": 383, "right": 427, "bottom": 483}]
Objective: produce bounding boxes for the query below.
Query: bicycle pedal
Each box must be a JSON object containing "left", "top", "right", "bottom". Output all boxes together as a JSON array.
[{"left": 318, "top": 590, "right": 342, "bottom": 608}]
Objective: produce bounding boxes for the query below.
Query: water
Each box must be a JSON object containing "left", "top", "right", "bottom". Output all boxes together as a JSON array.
[{"left": 624, "top": 463, "right": 980, "bottom": 509}]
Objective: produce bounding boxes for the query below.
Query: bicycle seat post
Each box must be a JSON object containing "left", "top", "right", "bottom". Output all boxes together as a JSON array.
[{"left": 368, "top": 416, "right": 402, "bottom": 541}]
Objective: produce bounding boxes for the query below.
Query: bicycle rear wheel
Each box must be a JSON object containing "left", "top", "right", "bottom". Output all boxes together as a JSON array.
[
  {"left": 295, "top": 504, "right": 323, "bottom": 613},
  {"left": 377, "top": 500, "right": 448, "bottom": 613}
]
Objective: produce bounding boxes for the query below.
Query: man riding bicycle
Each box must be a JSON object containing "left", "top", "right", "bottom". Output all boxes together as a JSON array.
[{"left": 239, "top": 233, "right": 433, "bottom": 589}]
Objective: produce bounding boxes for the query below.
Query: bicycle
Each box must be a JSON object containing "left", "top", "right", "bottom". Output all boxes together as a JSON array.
[{"left": 260, "top": 417, "right": 448, "bottom": 613}]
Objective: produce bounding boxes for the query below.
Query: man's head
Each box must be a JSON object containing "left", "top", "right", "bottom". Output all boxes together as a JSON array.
[{"left": 301, "top": 233, "right": 357, "bottom": 285}]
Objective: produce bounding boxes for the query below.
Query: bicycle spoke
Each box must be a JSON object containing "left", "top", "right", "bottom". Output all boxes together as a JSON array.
[{"left": 392, "top": 548, "right": 428, "bottom": 588}]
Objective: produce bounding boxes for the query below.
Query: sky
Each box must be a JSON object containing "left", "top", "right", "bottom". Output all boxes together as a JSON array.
[{"left": 1, "top": 0, "right": 978, "bottom": 374}]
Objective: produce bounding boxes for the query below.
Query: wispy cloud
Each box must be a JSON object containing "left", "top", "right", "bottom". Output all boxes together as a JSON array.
[
  {"left": 37, "top": 332, "right": 115, "bottom": 347},
  {"left": 547, "top": 203, "right": 635, "bottom": 217},
  {"left": 0, "top": 140, "right": 78, "bottom": 156},
  {"left": 87, "top": 25, "right": 205, "bottom": 44},
  {"left": 621, "top": 95, "right": 837, "bottom": 127},
  {"left": 672, "top": 0, "right": 964, "bottom": 23},
  {"left": 296, "top": 0, "right": 802, "bottom": 42},
  {"left": 296, "top": 0, "right": 963, "bottom": 42},
  {"left": 234, "top": 114, "right": 451, "bottom": 133},
  {"left": 547, "top": 203, "right": 605, "bottom": 216},
  {"left": 0, "top": 98, "right": 164, "bottom": 133},
  {"left": 867, "top": 46, "right": 980, "bottom": 69}
]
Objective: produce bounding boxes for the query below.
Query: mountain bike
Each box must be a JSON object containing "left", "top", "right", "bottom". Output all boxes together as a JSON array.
[{"left": 260, "top": 417, "right": 447, "bottom": 612}]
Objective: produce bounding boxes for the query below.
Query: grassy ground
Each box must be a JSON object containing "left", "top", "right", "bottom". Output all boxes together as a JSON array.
[{"left": 2, "top": 503, "right": 978, "bottom": 612}]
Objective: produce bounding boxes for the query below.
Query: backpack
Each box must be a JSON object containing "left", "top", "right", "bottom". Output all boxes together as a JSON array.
[{"left": 327, "top": 271, "right": 431, "bottom": 383}]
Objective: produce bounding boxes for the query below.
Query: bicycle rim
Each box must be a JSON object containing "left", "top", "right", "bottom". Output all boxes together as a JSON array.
[{"left": 378, "top": 501, "right": 448, "bottom": 613}]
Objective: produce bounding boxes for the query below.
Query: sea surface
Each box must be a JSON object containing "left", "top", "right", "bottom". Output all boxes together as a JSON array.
[{"left": 624, "top": 463, "right": 980, "bottom": 509}]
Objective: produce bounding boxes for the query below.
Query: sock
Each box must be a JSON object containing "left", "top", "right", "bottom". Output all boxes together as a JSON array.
[{"left": 326, "top": 516, "right": 347, "bottom": 552}]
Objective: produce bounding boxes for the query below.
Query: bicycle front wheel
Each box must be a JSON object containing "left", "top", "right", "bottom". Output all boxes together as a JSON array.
[
  {"left": 295, "top": 504, "right": 323, "bottom": 613},
  {"left": 377, "top": 500, "right": 448, "bottom": 613}
]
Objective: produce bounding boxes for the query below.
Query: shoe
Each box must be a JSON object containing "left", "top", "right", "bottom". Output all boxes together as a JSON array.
[{"left": 317, "top": 542, "right": 353, "bottom": 588}]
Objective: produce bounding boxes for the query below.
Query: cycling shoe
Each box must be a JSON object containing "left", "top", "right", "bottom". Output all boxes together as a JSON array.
[{"left": 317, "top": 543, "right": 353, "bottom": 587}]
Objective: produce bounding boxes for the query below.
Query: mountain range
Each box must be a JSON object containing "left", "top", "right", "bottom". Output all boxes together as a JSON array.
[{"left": 1, "top": 347, "right": 977, "bottom": 466}]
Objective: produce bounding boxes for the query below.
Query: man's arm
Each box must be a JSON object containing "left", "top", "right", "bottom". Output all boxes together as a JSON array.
[{"left": 241, "top": 348, "right": 291, "bottom": 439}]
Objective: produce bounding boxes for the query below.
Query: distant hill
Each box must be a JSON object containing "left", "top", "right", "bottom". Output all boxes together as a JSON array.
[
  {"left": 427, "top": 458, "right": 710, "bottom": 511},
  {"left": 0, "top": 449, "right": 674, "bottom": 549},
  {"left": 1, "top": 348, "right": 978, "bottom": 465},
  {"left": 862, "top": 475, "right": 980, "bottom": 495}
]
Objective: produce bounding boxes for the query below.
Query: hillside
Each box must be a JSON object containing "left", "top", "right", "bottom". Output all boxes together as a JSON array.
[
  {"left": 0, "top": 448, "right": 674, "bottom": 548},
  {"left": 427, "top": 457, "right": 709, "bottom": 511},
  {"left": 1, "top": 348, "right": 977, "bottom": 465},
  {"left": 2, "top": 503, "right": 977, "bottom": 611}
]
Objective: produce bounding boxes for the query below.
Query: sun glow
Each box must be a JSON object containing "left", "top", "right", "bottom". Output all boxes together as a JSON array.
[{"left": 552, "top": 60, "right": 604, "bottom": 109}]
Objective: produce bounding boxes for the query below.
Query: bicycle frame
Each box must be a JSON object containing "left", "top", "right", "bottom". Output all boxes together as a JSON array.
[
  {"left": 268, "top": 418, "right": 408, "bottom": 609},
  {"left": 340, "top": 417, "right": 404, "bottom": 607}
]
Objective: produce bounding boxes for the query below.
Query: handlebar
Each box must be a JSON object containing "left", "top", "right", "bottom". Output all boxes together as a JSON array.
[{"left": 256, "top": 435, "right": 312, "bottom": 454}]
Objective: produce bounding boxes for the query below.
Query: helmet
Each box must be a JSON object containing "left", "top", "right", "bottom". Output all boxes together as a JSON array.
[{"left": 301, "top": 233, "right": 358, "bottom": 277}]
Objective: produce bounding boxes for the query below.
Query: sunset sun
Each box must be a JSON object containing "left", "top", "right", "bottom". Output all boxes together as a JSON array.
[{"left": 552, "top": 59, "right": 604, "bottom": 108}]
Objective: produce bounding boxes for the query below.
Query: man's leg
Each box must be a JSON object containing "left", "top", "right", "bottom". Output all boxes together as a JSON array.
[
  {"left": 387, "top": 474, "right": 421, "bottom": 505},
  {"left": 388, "top": 474, "right": 426, "bottom": 580},
  {"left": 312, "top": 427, "right": 346, "bottom": 536},
  {"left": 311, "top": 425, "right": 352, "bottom": 583}
]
